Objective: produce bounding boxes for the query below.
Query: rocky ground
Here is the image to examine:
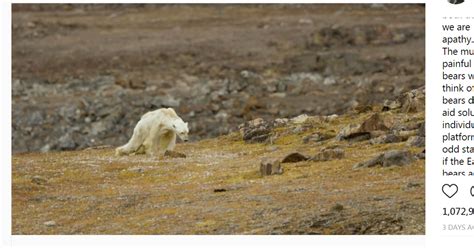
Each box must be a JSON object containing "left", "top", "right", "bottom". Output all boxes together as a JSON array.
[
  {"left": 12, "top": 4, "right": 425, "bottom": 153},
  {"left": 12, "top": 4, "right": 425, "bottom": 235},
  {"left": 12, "top": 86, "right": 425, "bottom": 234}
]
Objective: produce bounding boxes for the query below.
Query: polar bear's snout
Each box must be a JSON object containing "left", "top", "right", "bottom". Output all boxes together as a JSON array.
[
  {"left": 181, "top": 135, "right": 189, "bottom": 142},
  {"left": 177, "top": 131, "right": 189, "bottom": 142}
]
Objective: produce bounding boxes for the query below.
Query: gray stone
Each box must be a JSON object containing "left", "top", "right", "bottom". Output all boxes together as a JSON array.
[
  {"left": 370, "top": 133, "right": 402, "bottom": 145},
  {"left": 40, "top": 144, "right": 51, "bottom": 153},
  {"left": 291, "top": 114, "right": 309, "bottom": 124},
  {"left": 400, "top": 86, "right": 425, "bottom": 113},
  {"left": 260, "top": 158, "right": 283, "bottom": 176},
  {"left": 31, "top": 175, "right": 47, "bottom": 185},
  {"left": 382, "top": 150, "right": 414, "bottom": 167},
  {"left": 91, "top": 121, "right": 108, "bottom": 136},
  {"left": 303, "top": 132, "right": 334, "bottom": 144},
  {"left": 416, "top": 150, "right": 425, "bottom": 160},
  {"left": 418, "top": 122, "right": 425, "bottom": 137},
  {"left": 273, "top": 118, "right": 289, "bottom": 127},
  {"left": 354, "top": 149, "right": 415, "bottom": 169},
  {"left": 311, "top": 148, "right": 345, "bottom": 161},
  {"left": 164, "top": 150, "right": 187, "bottom": 158},
  {"left": 241, "top": 118, "right": 272, "bottom": 143},
  {"left": 336, "top": 113, "right": 390, "bottom": 142},
  {"left": 282, "top": 152, "right": 309, "bottom": 163},
  {"left": 27, "top": 111, "right": 44, "bottom": 125},
  {"left": 353, "top": 154, "right": 384, "bottom": 169},
  {"left": 382, "top": 99, "right": 401, "bottom": 111},
  {"left": 58, "top": 133, "right": 76, "bottom": 150},
  {"left": 331, "top": 203, "right": 344, "bottom": 212},
  {"left": 43, "top": 220, "right": 56, "bottom": 227},
  {"left": 406, "top": 136, "right": 425, "bottom": 147}
]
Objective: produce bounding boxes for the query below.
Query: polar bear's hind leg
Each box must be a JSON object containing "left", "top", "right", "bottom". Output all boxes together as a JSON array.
[{"left": 115, "top": 125, "right": 147, "bottom": 156}]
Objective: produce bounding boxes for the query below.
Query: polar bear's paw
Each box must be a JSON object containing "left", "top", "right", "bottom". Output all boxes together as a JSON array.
[{"left": 115, "top": 147, "right": 127, "bottom": 156}]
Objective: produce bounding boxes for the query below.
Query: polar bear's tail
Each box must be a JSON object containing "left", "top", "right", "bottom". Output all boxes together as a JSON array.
[{"left": 115, "top": 127, "right": 146, "bottom": 156}]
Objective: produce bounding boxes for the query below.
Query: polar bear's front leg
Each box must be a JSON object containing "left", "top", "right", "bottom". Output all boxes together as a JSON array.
[
  {"left": 164, "top": 132, "right": 176, "bottom": 151},
  {"left": 144, "top": 124, "right": 164, "bottom": 157},
  {"left": 157, "top": 131, "right": 175, "bottom": 155}
]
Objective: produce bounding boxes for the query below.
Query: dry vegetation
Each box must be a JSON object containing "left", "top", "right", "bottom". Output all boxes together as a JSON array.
[{"left": 12, "top": 110, "right": 425, "bottom": 234}]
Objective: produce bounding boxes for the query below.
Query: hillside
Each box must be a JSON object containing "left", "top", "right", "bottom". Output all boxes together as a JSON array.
[
  {"left": 12, "top": 4, "right": 425, "bottom": 153},
  {"left": 12, "top": 87, "right": 425, "bottom": 234}
]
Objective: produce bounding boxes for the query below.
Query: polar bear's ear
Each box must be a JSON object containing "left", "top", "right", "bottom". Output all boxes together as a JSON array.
[{"left": 185, "top": 122, "right": 188, "bottom": 127}]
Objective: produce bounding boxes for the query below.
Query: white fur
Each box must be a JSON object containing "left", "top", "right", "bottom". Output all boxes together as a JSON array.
[{"left": 115, "top": 108, "right": 189, "bottom": 156}]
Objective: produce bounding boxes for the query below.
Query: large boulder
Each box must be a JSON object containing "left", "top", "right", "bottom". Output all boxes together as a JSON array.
[
  {"left": 353, "top": 150, "right": 414, "bottom": 169},
  {"left": 282, "top": 152, "right": 309, "bottom": 163},
  {"left": 336, "top": 113, "right": 392, "bottom": 142},
  {"left": 240, "top": 118, "right": 272, "bottom": 143}
]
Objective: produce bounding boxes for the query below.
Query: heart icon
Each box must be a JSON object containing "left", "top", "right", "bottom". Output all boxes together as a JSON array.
[{"left": 442, "top": 184, "right": 458, "bottom": 198}]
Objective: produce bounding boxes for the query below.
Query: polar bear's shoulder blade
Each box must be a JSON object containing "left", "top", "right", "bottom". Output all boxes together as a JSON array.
[{"left": 161, "top": 108, "right": 178, "bottom": 118}]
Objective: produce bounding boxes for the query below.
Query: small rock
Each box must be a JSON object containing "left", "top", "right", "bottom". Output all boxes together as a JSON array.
[
  {"left": 291, "top": 114, "right": 309, "bottom": 124},
  {"left": 91, "top": 121, "right": 108, "bottom": 136},
  {"left": 406, "top": 136, "right": 425, "bottom": 147},
  {"left": 406, "top": 182, "right": 421, "bottom": 188},
  {"left": 291, "top": 125, "right": 306, "bottom": 134},
  {"left": 164, "top": 150, "right": 186, "bottom": 158},
  {"left": 27, "top": 111, "right": 44, "bottom": 125},
  {"left": 323, "top": 77, "right": 336, "bottom": 86},
  {"left": 311, "top": 148, "right": 345, "bottom": 161},
  {"left": 40, "top": 144, "right": 51, "bottom": 153},
  {"left": 298, "top": 18, "right": 313, "bottom": 25},
  {"left": 353, "top": 105, "right": 373, "bottom": 114},
  {"left": 43, "top": 221, "right": 56, "bottom": 227},
  {"left": 282, "top": 152, "right": 309, "bottom": 163},
  {"left": 416, "top": 150, "right": 425, "bottom": 160},
  {"left": 31, "top": 175, "right": 47, "bottom": 185},
  {"left": 382, "top": 99, "right": 402, "bottom": 111},
  {"left": 128, "top": 167, "right": 144, "bottom": 173},
  {"left": 397, "top": 130, "right": 419, "bottom": 140},
  {"left": 359, "top": 113, "right": 391, "bottom": 132},
  {"left": 400, "top": 86, "right": 425, "bottom": 113},
  {"left": 353, "top": 154, "right": 384, "bottom": 169},
  {"left": 273, "top": 118, "right": 289, "bottom": 127},
  {"left": 418, "top": 122, "right": 425, "bottom": 137},
  {"left": 331, "top": 204, "right": 344, "bottom": 212},
  {"left": 265, "top": 146, "right": 279, "bottom": 152},
  {"left": 325, "top": 114, "right": 338, "bottom": 122},
  {"left": 369, "top": 133, "right": 402, "bottom": 145},
  {"left": 242, "top": 126, "right": 271, "bottom": 143},
  {"left": 303, "top": 132, "right": 334, "bottom": 144},
  {"left": 260, "top": 158, "right": 283, "bottom": 176},
  {"left": 382, "top": 150, "right": 414, "bottom": 167},
  {"left": 58, "top": 133, "right": 76, "bottom": 150}
]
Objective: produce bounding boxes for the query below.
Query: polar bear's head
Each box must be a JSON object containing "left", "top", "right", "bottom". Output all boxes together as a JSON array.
[{"left": 171, "top": 119, "right": 189, "bottom": 142}]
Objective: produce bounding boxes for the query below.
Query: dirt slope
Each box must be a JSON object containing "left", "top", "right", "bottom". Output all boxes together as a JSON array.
[{"left": 12, "top": 106, "right": 425, "bottom": 235}]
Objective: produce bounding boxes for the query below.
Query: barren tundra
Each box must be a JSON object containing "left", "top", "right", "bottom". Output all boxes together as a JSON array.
[{"left": 12, "top": 4, "right": 425, "bottom": 234}]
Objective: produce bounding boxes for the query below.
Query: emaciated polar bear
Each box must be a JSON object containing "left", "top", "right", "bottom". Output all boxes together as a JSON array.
[{"left": 115, "top": 108, "right": 189, "bottom": 156}]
